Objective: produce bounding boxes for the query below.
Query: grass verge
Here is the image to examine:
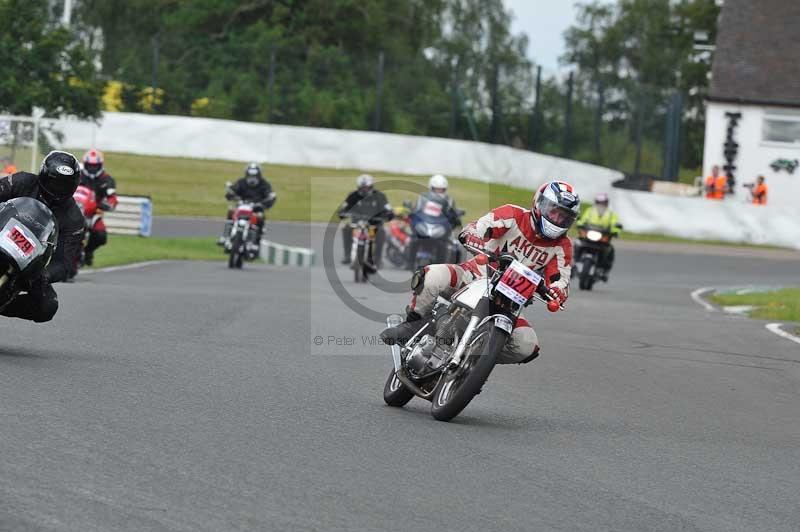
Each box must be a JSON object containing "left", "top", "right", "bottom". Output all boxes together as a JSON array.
[
  {"left": 710, "top": 288, "right": 800, "bottom": 334},
  {"left": 90, "top": 235, "right": 223, "bottom": 269},
  {"left": 87, "top": 150, "right": 533, "bottom": 222}
]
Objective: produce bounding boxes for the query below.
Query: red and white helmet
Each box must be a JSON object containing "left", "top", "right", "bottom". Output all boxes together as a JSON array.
[
  {"left": 82, "top": 149, "right": 104, "bottom": 179},
  {"left": 531, "top": 181, "right": 581, "bottom": 239}
]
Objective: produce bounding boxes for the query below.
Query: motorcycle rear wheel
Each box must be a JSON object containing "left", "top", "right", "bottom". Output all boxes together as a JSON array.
[
  {"left": 430, "top": 323, "right": 503, "bottom": 422},
  {"left": 383, "top": 369, "right": 414, "bottom": 407}
]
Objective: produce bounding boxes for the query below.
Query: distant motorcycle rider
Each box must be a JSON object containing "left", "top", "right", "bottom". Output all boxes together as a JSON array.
[
  {"left": 406, "top": 174, "right": 462, "bottom": 268},
  {"left": 219, "top": 162, "right": 276, "bottom": 245},
  {"left": 79, "top": 149, "right": 118, "bottom": 266},
  {"left": 0, "top": 151, "right": 83, "bottom": 322},
  {"left": 339, "top": 174, "right": 393, "bottom": 265},
  {"left": 382, "top": 180, "right": 580, "bottom": 364},
  {"left": 575, "top": 192, "right": 619, "bottom": 279}
]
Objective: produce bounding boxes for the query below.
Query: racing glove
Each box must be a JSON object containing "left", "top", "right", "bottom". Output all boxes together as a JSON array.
[
  {"left": 458, "top": 231, "right": 485, "bottom": 252},
  {"left": 538, "top": 284, "right": 566, "bottom": 312}
]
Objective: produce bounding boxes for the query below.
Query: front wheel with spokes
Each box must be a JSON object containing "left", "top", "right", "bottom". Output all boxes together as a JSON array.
[{"left": 430, "top": 322, "right": 506, "bottom": 422}]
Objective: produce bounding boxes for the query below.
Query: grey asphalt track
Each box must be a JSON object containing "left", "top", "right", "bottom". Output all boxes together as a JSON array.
[{"left": 1, "top": 223, "right": 799, "bottom": 531}]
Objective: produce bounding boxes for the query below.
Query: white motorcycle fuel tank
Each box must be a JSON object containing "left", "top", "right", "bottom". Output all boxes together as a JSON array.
[{"left": 451, "top": 278, "right": 489, "bottom": 309}]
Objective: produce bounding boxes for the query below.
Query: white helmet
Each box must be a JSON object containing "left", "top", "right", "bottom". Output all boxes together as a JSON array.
[
  {"left": 531, "top": 180, "right": 581, "bottom": 240},
  {"left": 429, "top": 174, "right": 448, "bottom": 194},
  {"left": 356, "top": 173, "right": 374, "bottom": 189}
]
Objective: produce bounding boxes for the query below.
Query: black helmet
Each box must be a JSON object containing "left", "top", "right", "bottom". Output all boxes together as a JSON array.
[
  {"left": 245, "top": 162, "right": 262, "bottom": 186},
  {"left": 39, "top": 151, "right": 80, "bottom": 202}
]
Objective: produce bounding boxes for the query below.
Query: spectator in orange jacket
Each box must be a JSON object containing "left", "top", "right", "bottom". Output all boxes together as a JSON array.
[
  {"left": 1, "top": 158, "right": 17, "bottom": 177},
  {"left": 750, "top": 175, "right": 767, "bottom": 205},
  {"left": 705, "top": 165, "right": 727, "bottom": 200}
]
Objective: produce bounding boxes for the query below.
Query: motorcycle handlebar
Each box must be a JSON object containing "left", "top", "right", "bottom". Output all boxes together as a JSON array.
[{"left": 464, "top": 243, "right": 565, "bottom": 311}]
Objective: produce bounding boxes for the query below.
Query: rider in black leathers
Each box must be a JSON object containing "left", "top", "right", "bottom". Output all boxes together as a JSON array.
[
  {"left": 0, "top": 151, "right": 83, "bottom": 322},
  {"left": 219, "top": 162, "right": 277, "bottom": 245},
  {"left": 338, "top": 174, "right": 393, "bottom": 266}
]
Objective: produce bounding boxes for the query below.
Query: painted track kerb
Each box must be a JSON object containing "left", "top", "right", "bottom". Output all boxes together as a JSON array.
[
  {"left": 690, "top": 286, "right": 716, "bottom": 311},
  {"left": 691, "top": 285, "right": 800, "bottom": 346},
  {"left": 765, "top": 323, "right": 800, "bottom": 345},
  {"left": 79, "top": 260, "right": 168, "bottom": 275}
]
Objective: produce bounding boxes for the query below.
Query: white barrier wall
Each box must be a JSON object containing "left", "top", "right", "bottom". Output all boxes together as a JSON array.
[
  {"left": 703, "top": 102, "right": 800, "bottom": 209},
  {"left": 611, "top": 189, "right": 800, "bottom": 249},
  {"left": 51, "top": 112, "right": 622, "bottom": 200}
]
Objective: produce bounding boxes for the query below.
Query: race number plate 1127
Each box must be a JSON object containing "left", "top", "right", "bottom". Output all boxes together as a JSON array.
[{"left": 496, "top": 260, "right": 542, "bottom": 305}]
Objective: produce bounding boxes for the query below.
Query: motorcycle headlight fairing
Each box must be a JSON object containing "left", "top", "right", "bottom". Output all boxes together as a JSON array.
[{"left": 586, "top": 230, "right": 603, "bottom": 242}]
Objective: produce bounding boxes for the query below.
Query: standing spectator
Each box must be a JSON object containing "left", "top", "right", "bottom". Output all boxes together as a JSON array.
[
  {"left": 1, "top": 158, "right": 17, "bottom": 177},
  {"left": 749, "top": 175, "right": 768, "bottom": 205},
  {"left": 705, "top": 165, "right": 727, "bottom": 200}
]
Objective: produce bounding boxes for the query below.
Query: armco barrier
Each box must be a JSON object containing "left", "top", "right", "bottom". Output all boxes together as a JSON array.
[
  {"left": 104, "top": 196, "right": 152, "bottom": 236},
  {"left": 260, "top": 240, "right": 315, "bottom": 267}
]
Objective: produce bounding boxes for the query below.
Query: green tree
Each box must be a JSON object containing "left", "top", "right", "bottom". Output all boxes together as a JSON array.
[
  {"left": 562, "top": 0, "right": 720, "bottom": 170},
  {"left": 0, "top": 0, "right": 102, "bottom": 118}
]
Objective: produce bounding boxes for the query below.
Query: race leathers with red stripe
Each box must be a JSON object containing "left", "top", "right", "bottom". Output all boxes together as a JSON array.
[
  {"left": 459, "top": 203, "right": 572, "bottom": 294},
  {"left": 79, "top": 171, "right": 118, "bottom": 210}
]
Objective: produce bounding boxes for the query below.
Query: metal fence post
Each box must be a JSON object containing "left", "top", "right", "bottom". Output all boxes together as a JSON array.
[
  {"left": 529, "top": 65, "right": 542, "bottom": 151},
  {"left": 267, "top": 45, "right": 276, "bottom": 123},
  {"left": 593, "top": 81, "right": 605, "bottom": 163},
  {"left": 150, "top": 32, "right": 160, "bottom": 112},
  {"left": 373, "top": 50, "right": 385, "bottom": 131},
  {"left": 489, "top": 63, "right": 500, "bottom": 144},
  {"left": 449, "top": 61, "right": 460, "bottom": 138},
  {"left": 634, "top": 90, "right": 645, "bottom": 176},
  {"left": 562, "top": 71, "right": 574, "bottom": 157}
]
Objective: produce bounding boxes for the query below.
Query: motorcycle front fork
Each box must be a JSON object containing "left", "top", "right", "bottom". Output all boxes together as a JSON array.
[{"left": 446, "top": 298, "right": 492, "bottom": 369}]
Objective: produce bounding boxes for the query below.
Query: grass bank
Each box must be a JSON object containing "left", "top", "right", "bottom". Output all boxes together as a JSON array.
[
  {"left": 90, "top": 235, "right": 223, "bottom": 269},
  {"left": 93, "top": 150, "right": 532, "bottom": 222},
  {"left": 710, "top": 288, "right": 800, "bottom": 334}
]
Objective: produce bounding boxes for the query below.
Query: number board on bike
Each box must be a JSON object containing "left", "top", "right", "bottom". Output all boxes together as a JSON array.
[
  {"left": 496, "top": 260, "right": 542, "bottom": 305},
  {"left": 422, "top": 201, "right": 443, "bottom": 217},
  {"left": 6, "top": 226, "right": 36, "bottom": 257}
]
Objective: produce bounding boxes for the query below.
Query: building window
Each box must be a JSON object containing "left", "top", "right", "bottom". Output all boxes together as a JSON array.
[{"left": 763, "top": 113, "right": 800, "bottom": 144}]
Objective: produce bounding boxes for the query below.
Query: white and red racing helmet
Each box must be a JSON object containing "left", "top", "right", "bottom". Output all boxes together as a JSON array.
[
  {"left": 82, "top": 149, "right": 104, "bottom": 179},
  {"left": 531, "top": 181, "right": 581, "bottom": 239}
]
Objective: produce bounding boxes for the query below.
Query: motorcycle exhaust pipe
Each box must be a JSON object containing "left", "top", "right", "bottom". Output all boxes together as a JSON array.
[{"left": 395, "top": 369, "right": 436, "bottom": 401}]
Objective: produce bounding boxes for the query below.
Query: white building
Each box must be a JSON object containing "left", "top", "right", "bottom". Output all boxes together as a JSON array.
[{"left": 702, "top": 0, "right": 800, "bottom": 208}]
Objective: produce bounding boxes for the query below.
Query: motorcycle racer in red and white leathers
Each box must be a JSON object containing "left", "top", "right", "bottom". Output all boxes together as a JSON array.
[
  {"left": 79, "top": 149, "right": 118, "bottom": 266},
  {"left": 381, "top": 180, "right": 580, "bottom": 364}
]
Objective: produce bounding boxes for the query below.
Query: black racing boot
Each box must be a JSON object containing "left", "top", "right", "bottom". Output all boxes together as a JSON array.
[{"left": 380, "top": 311, "right": 427, "bottom": 346}]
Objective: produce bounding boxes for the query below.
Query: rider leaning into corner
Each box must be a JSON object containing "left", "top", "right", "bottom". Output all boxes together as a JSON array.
[
  {"left": 79, "top": 148, "right": 118, "bottom": 266},
  {"left": 0, "top": 151, "right": 83, "bottom": 322},
  {"left": 381, "top": 180, "right": 580, "bottom": 364},
  {"left": 219, "top": 162, "right": 277, "bottom": 246}
]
